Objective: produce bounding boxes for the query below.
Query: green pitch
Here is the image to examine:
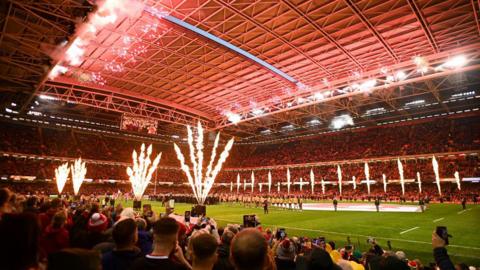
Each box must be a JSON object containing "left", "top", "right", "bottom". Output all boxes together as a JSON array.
[{"left": 121, "top": 200, "right": 480, "bottom": 266}]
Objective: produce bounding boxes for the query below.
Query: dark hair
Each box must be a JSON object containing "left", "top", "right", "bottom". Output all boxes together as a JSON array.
[
  {"left": 231, "top": 228, "right": 268, "bottom": 270},
  {"left": 0, "top": 213, "right": 40, "bottom": 270},
  {"left": 192, "top": 233, "right": 218, "bottom": 260},
  {"left": 221, "top": 230, "right": 235, "bottom": 245},
  {"left": 113, "top": 219, "right": 137, "bottom": 248},
  {"left": 308, "top": 248, "right": 341, "bottom": 270},
  {"left": 48, "top": 248, "right": 101, "bottom": 270},
  {"left": 0, "top": 188, "right": 12, "bottom": 207},
  {"left": 52, "top": 211, "right": 67, "bottom": 229},
  {"left": 153, "top": 217, "right": 179, "bottom": 236}
]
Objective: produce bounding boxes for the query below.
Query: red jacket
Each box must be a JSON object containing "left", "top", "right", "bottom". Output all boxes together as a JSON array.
[{"left": 40, "top": 225, "right": 70, "bottom": 256}]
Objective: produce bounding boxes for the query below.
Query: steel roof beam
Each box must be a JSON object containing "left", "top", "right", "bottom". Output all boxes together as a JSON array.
[
  {"left": 406, "top": 0, "right": 439, "bottom": 53},
  {"left": 344, "top": 0, "right": 399, "bottom": 62}
]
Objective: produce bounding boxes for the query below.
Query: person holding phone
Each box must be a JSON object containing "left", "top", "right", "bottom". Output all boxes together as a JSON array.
[{"left": 432, "top": 227, "right": 455, "bottom": 270}]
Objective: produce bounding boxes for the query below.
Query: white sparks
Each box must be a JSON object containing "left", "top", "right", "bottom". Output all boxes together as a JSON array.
[
  {"left": 71, "top": 158, "right": 87, "bottom": 195},
  {"left": 432, "top": 156, "right": 441, "bottom": 195},
  {"left": 243, "top": 179, "right": 246, "bottom": 191},
  {"left": 127, "top": 144, "right": 161, "bottom": 201},
  {"left": 364, "top": 162, "right": 371, "bottom": 195},
  {"left": 397, "top": 158, "right": 405, "bottom": 196},
  {"left": 321, "top": 178, "right": 325, "bottom": 195},
  {"left": 49, "top": 65, "right": 68, "bottom": 79},
  {"left": 337, "top": 165, "right": 342, "bottom": 195},
  {"left": 287, "top": 168, "right": 291, "bottom": 194},
  {"left": 174, "top": 122, "right": 234, "bottom": 205},
  {"left": 382, "top": 173, "right": 387, "bottom": 193},
  {"left": 268, "top": 171, "right": 272, "bottom": 193},
  {"left": 310, "top": 169, "right": 315, "bottom": 194},
  {"left": 417, "top": 172, "right": 422, "bottom": 194},
  {"left": 251, "top": 171, "right": 255, "bottom": 193},
  {"left": 65, "top": 38, "right": 85, "bottom": 66},
  {"left": 299, "top": 177, "right": 304, "bottom": 191},
  {"left": 55, "top": 162, "right": 70, "bottom": 194},
  {"left": 454, "top": 171, "right": 461, "bottom": 190},
  {"left": 237, "top": 173, "right": 240, "bottom": 193},
  {"left": 352, "top": 176, "right": 356, "bottom": 190},
  {"left": 330, "top": 115, "right": 354, "bottom": 130}
]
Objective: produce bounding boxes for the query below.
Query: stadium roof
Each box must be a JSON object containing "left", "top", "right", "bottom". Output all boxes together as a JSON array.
[{"left": 1, "top": 0, "right": 479, "bottom": 142}]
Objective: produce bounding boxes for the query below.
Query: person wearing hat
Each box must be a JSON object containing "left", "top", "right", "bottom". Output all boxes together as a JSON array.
[
  {"left": 88, "top": 213, "right": 108, "bottom": 233},
  {"left": 275, "top": 239, "right": 296, "bottom": 270}
]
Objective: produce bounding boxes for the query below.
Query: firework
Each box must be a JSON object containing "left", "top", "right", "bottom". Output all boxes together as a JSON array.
[
  {"left": 382, "top": 173, "right": 387, "bottom": 193},
  {"left": 352, "top": 176, "right": 356, "bottom": 190},
  {"left": 243, "top": 179, "right": 246, "bottom": 191},
  {"left": 310, "top": 169, "right": 315, "bottom": 194},
  {"left": 287, "top": 168, "right": 291, "bottom": 194},
  {"left": 454, "top": 171, "right": 461, "bottom": 190},
  {"left": 364, "top": 162, "right": 371, "bottom": 195},
  {"left": 299, "top": 177, "right": 304, "bottom": 191},
  {"left": 126, "top": 144, "right": 162, "bottom": 201},
  {"left": 416, "top": 172, "right": 422, "bottom": 193},
  {"left": 71, "top": 158, "right": 87, "bottom": 195},
  {"left": 277, "top": 182, "right": 280, "bottom": 193},
  {"left": 251, "top": 171, "right": 255, "bottom": 192},
  {"left": 397, "top": 158, "right": 405, "bottom": 196},
  {"left": 174, "top": 122, "right": 234, "bottom": 205},
  {"left": 321, "top": 178, "right": 325, "bottom": 195},
  {"left": 432, "top": 156, "right": 441, "bottom": 195},
  {"left": 55, "top": 162, "right": 70, "bottom": 194},
  {"left": 259, "top": 183, "right": 262, "bottom": 193},
  {"left": 337, "top": 165, "right": 342, "bottom": 195},
  {"left": 268, "top": 171, "right": 272, "bottom": 193},
  {"left": 237, "top": 173, "right": 240, "bottom": 193},
  {"left": 230, "top": 181, "right": 233, "bottom": 192}
]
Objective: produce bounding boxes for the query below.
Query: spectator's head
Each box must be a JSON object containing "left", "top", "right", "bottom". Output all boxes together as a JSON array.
[
  {"left": 308, "top": 248, "right": 341, "bottom": 270},
  {"left": 135, "top": 217, "right": 147, "bottom": 231},
  {"left": 47, "top": 248, "right": 101, "bottom": 270},
  {"left": 190, "top": 233, "right": 218, "bottom": 269},
  {"left": 152, "top": 217, "right": 179, "bottom": 253},
  {"left": 368, "top": 255, "right": 409, "bottom": 270},
  {"left": 0, "top": 188, "right": 13, "bottom": 214},
  {"left": 221, "top": 230, "right": 235, "bottom": 246},
  {"left": 87, "top": 213, "right": 108, "bottom": 232},
  {"left": 230, "top": 228, "right": 268, "bottom": 270},
  {"left": 52, "top": 211, "right": 67, "bottom": 229},
  {"left": 276, "top": 239, "right": 295, "bottom": 261},
  {"left": 113, "top": 218, "right": 138, "bottom": 249},
  {"left": 0, "top": 213, "right": 40, "bottom": 270}
]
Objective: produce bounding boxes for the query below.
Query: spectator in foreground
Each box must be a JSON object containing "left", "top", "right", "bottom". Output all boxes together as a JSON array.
[
  {"left": 190, "top": 233, "right": 218, "bottom": 270},
  {"left": 230, "top": 228, "right": 271, "bottom": 270},
  {"left": 48, "top": 248, "right": 101, "bottom": 270},
  {"left": 0, "top": 213, "right": 41, "bottom": 270},
  {"left": 0, "top": 187, "right": 13, "bottom": 218},
  {"left": 131, "top": 217, "right": 191, "bottom": 270},
  {"left": 102, "top": 218, "right": 141, "bottom": 270},
  {"left": 41, "top": 211, "right": 70, "bottom": 256},
  {"left": 213, "top": 230, "right": 235, "bottom": 270}
]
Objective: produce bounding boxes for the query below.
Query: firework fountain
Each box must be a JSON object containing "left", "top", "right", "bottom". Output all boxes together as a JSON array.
[
  {"left": 259, "top": 183, "right": 262, "bottom": 193},
  {"left": 454, "top": 171, "right": 461, "bottom": 190},
  {"left": 432, "top": 156, "right": 441, "bottom": 195},
  {"left": 268, "top": 171, "right": 272, "bottom": 193},
  {"left": 321, "top": 178, "right": 325, "bottom": 194},
  {"left": 382, "top": 173, "right": 387, "bottom": 193},
  {"left": 251, "top": 171, "right": 255, "bottom": 192},
  {"left": 298, "top": 177, "right": 303, "bottom": 191},
  {"left": 237, "top": 173, "right": 240, "bottom": 193},
  {"left": 230, "top": 182, "right": 233, "bottom": 192},
  {"left": 337, "top": 165, "right": 342, "bottom": 195},
  {"left": 277, "top": 182, "right": 280, "bottom": 193},
  {"left": 310, "top": 169, "right": 315, "bottom": 194},
  {"left": 287, "top": 168, "right": 291, "bottom": 194},
  {"left": 417, "top": 172, "right": 422, "bottom": 193},
  {"left": 397, "top": 158, "right": 405, "bottom": 196},
  {"left": 127, "top": 144, "right": 162, "bottom": 201},
  {"left": 352, "top": 176, "right": 356, "bottom": 190},
  {"left": 173, "top": 122, "right": 234, "bottom": 205},
  {"left": 243, "top": 179, "right": 246, "bottom": 191},
  {"left": 55, "top": 162, "right": 70, "bottom": 194},
  {"left": 71, "top": 158, "right": 87, "bottom": 196},
  {"left": 364, "top": 162, "right": 371, "bottom": 195}
]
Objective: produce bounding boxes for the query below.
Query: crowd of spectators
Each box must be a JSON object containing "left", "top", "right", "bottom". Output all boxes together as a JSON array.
[{"left": 0, "top": 187, "right": 476, "bottom": 270}]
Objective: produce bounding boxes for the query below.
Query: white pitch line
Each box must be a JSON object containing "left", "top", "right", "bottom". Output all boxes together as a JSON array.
[
  {"left": 433, "top": 217, "right": 444, "bottom": 223},
  {"left": 457, "top": 209, "right": 467, "bottom": 214},
  {"left": 400, "top": 226, "right": 420, "bottom": 234}
]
